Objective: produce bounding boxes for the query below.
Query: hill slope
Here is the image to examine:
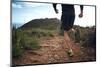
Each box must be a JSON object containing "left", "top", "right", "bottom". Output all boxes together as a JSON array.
[
  {"left": 20, "top": 18, "right": 61, "bottom": 30},
  {"left": 13, "top": 18, "right": 96, "bottom": 65}
]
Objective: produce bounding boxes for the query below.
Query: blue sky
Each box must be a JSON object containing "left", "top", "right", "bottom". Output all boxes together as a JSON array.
[
  {"left": 12, "top": 1, "right": 95, "bottom": 27},
  {"left": 12, "top": 2, "right": 61, "bottom": 23}
]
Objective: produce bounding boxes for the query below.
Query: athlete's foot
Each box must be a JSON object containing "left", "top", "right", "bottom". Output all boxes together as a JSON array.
[{"left": 67, "top": 49, "right": 74, "bottom": 57}]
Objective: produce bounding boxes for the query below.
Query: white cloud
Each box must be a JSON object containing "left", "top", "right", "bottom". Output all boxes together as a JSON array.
[
  {"left": 12, "top": 3, "right": 22, "bottom": 8},
  {"left": 23, "top": 2, "right": 49, "bottom": 8}
]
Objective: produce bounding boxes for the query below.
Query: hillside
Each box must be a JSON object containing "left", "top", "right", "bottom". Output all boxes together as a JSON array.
[
  {"left": 20, "top": 18, "right": 61, "bottom": 30},
  {"left": 12, "top": 18, "right": 96, "bottom": 66}
]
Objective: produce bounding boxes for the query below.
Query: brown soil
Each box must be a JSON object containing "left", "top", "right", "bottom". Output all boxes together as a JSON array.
[{"left": 13, "top": 35, "right": 96, "bottom": 65}]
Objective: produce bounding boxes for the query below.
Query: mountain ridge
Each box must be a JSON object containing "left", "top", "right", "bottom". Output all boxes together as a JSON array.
[{"left": 20, "top": 18, "right": 61, "bottom": 29}]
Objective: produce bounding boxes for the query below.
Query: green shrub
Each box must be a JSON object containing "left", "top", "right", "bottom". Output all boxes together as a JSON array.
[
  {"left": 47, "top": 31, "right": 54, "bottom": 37},
  {"left": 23, "top": 37, "right": 40, "bottom": 50},
  {"left": 12, "top": 27, "right": 23, "bottom": 58},
  {"left": 12, "top": 43, "right": 23, "bottom": 58}
]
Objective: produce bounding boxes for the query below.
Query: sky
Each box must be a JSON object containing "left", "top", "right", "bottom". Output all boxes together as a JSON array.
[{"left": 12, "top": 1, "right": 96, "bottom": 27}]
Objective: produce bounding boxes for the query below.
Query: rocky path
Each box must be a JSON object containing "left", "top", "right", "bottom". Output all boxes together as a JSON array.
[{"left": 13, "top": 35, "right": 96, "bottom": 65}]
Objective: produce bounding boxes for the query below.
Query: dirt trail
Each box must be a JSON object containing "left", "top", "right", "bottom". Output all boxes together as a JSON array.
[{"left": 13, "top": 35, "right": 96, "bottom": 65}]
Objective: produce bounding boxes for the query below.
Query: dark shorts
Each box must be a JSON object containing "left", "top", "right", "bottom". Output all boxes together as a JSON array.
[{"left": 61, "top": 14, "right": 75, "bottom": 31}]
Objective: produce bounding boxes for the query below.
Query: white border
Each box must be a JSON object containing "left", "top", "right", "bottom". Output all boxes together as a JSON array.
[{"left": 0, "top": 0, "right": 10, "bottom": 67}]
